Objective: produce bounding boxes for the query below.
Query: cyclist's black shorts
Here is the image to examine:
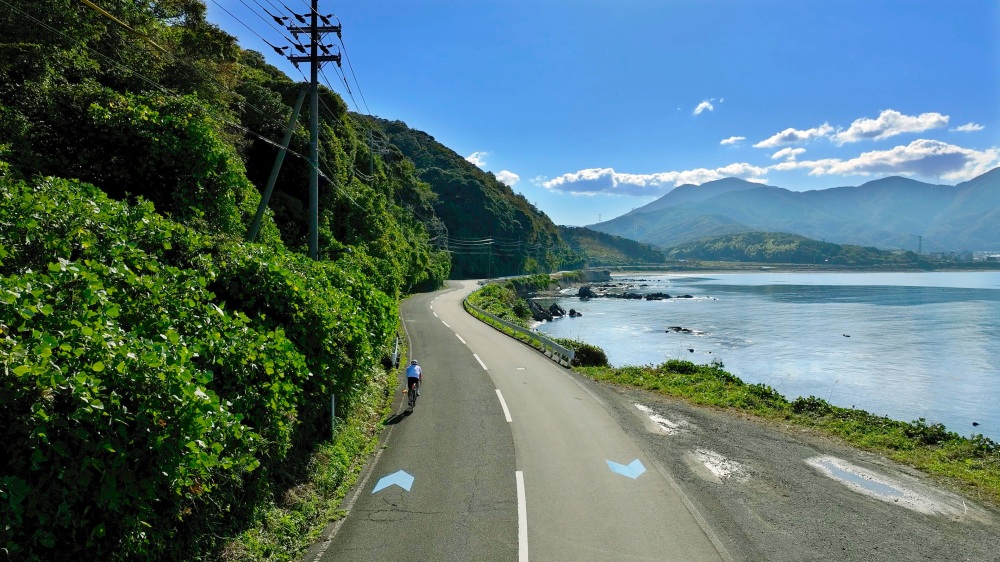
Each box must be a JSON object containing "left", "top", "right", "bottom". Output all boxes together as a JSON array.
[{"left": 407, "top": 376, "right": 420, "bottom": 388}]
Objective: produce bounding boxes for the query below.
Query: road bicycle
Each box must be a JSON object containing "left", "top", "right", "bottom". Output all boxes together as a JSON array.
[{"left": 407, "top": 379, "right": 418, "bottom": 409}]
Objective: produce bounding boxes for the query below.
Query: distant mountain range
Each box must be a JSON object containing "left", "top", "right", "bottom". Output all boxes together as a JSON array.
[{"left": 589, "top": 169, "right": 1000, "bottom": 252}]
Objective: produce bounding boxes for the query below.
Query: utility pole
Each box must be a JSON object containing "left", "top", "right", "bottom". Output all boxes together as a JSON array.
[{"left": 287, "top": 2, "right": 341, "bottom": 260}]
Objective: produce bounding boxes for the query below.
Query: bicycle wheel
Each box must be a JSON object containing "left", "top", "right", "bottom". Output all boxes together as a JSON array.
[{"left": 408, "top": 382, "right": 417, "bottom": 408}]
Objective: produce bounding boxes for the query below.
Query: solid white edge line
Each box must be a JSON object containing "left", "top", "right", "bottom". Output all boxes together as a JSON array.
[
  {"left": 495, "top": 389, "right": 513, "bottom": 422},
  {"left": 516, "top": 471, "right": 528, "bottom": 562},
  {"left": 442, "top": 320, "right": 450, "bottom": 328},
  {"left": 456, "top": 333, "right": 467, "bottom": 345},
  {"left": 473, "top": 353, "right": 488, "bottom": 370}
]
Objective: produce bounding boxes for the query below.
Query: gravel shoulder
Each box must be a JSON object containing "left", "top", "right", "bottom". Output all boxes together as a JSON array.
[{"left": 583, "top": 376, "right": 999, "bottom": 562}]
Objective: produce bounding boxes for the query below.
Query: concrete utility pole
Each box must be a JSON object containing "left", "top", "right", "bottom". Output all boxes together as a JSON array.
[{"left": 288, "top": 1, "right": 341, "bottom": 260}]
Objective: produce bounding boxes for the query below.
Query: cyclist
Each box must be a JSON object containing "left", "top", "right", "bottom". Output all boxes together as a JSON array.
[{"left": 405, "top": 359, "right": 422, "bottom": 396}]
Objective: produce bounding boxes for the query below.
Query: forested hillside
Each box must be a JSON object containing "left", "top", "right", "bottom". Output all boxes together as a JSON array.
[
  {"left": 558, "top": 226, "right": 664, "bottom": 265},
  {"left": 0, "top": 1, "right": 446, "bottom": 559},
  {"left": 665, "top": 232, "right": 923, "bottom": 266},
  {"left": 370, "top": 117, "right": 583, "bottom": 278}
]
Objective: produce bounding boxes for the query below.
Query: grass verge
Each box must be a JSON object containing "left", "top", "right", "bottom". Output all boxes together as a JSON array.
[{"left": 218, "top": 356, "right": 396, "bottom": 561}]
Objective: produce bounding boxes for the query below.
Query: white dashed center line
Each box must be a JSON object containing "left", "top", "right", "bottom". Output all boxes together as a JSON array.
[
  {"left": 473, "top": 353, "right": 488, "bottom": 370},
  {"left": 495, "top": 389, "right": 513, "bottom": 422}
]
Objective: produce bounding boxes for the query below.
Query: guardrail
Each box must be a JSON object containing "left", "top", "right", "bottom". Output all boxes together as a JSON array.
[{"left": 463, "top": 298, "right": 575, "bottom": 367}]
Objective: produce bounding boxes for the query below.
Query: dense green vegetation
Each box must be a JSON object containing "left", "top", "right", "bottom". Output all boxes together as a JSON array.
[
  {"left": 558, "top": 226, "right": 665, "bottom": 266},
  {"left": 0, "top": 1, "right": 454, "bottom": 559},
  {"left": 665, "top": 232, "right": 926, "bottom": 266},
  {"left": 370, "top": 118, "right": 584, "bottom": 278},
  {"left": 0, "top": 174, "right": 398, "bottom": 560}
]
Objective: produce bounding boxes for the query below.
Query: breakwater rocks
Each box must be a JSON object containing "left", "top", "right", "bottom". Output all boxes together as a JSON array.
[{"left": 577, "top": 284, "right": 695, "bottom": 301}]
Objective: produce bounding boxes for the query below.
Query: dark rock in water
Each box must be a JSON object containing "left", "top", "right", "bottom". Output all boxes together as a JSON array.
[
  {"left": 843, "top": 334, "right": 850, "bottom": 337},
  {"left": 549, "top": 303, "right": 566, "bottom": 317},
  {"left": 667, "top": 326, "right": 694, "bottom": 333},
  {"left": 528, "top": 299, "right": 552, "bottom": 322},
  {"left": 569, "top": 308, "right": 582, "bottom": 317},
  {"left": 578, "top": 286, "right": 598, "bottom": 300},
  {"left": 688, "top": 348, "right": 695, "bottom": 353},
  {"left": 973, "top": 422, "right": 980, "bottom": 427},
  {"left": 645, "top": 292, "right": 671, "bottom": 301},
  {"left": 678, "top": 294, "right": 694, "bottom": 299},
  {"left": 608, "top": 291, "right": 641, "bottom": 299}
]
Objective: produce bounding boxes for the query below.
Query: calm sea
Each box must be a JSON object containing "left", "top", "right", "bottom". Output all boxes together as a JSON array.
[{"left": 535, "top": 272, "right": 1000, "bottom": 441}]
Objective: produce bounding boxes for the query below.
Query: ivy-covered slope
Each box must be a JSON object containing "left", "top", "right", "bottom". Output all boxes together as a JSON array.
[
  {"left": 0, "top": 0, "right": 447, "bottom": 559},
  {"left": 0, "top": 0, "right": 449, "bottom": 296},
  {"left": 370, "top": 117, "right": 583, "bottom": 278}
]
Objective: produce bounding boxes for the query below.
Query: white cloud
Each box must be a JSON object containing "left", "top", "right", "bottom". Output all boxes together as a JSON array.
[
  {"left": 754, "top": 123, "right": 834, "bottom": 148},
  {"left": 693, "top": 100, "right": 715, "bottom": 115},
  {"left": 770, "top": 139, "right": 1000, "bottom": 182},
  {"left": 465, "top": 151, "right": 488, "bottom": 168},
  {"left": 541, "top": 164, "right": 769, "bottom": 196},
  {"left": 831, "top": 110, "right": 948, "bottom": 144},
  {"left": 951, "top": 122, "right": 984, "bottom": 133},
  {"left": 771, "top": 147, "right": 806, "bottom": 161},
  {"left": 720, "top": 136, "right": 746, "bottom": 146},
  {"left": 495, "top": 170, "right": 520, "bottom": 186}
]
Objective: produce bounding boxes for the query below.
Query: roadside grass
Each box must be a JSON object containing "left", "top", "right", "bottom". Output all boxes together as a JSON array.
[
  {"left": 219, "top": 361, "right": 395, "bottom": 561},
  {"left": 464, "top": 277, "right": 1000, "bottom": 511},
  {"left": 577, "top": 362, "right": 1000, "bottom": 509}
]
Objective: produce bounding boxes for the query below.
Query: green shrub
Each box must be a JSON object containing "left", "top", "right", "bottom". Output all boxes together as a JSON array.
[
  {"left": 791, "top": 395, "right": 834, "bottom": 415},
  {"left": 0, "top": 174, "right": 397, "bottom": 560},
  {"left": 553, "top": 337, "right": 609, "bottom": 367}
]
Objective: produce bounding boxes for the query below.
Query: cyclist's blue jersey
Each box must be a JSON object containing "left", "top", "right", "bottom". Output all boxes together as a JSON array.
[{"left": 406, "top": 364, "right": 422, "bottom": 380}]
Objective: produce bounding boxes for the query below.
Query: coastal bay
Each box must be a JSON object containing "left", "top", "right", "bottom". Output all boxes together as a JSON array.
[{"left": 535, "top": 272, "right": 1000, "bottom": 441}]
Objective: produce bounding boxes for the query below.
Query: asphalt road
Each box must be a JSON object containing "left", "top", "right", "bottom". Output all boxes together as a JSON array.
[
  {"left": 310, "top": 281, "right": 729, "bottom": 561},
  {"left": 309, "top": 281, "right": 999, "bottom": 561}
]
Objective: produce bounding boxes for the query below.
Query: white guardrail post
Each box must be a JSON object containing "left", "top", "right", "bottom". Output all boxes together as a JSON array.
[{"left": 464, "top": 299, "right": 575, "bottom": 366}]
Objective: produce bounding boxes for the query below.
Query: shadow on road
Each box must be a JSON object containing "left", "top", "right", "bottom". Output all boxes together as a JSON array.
[{"left": 383, "top": 410, "right": 412, "bottom": 425}]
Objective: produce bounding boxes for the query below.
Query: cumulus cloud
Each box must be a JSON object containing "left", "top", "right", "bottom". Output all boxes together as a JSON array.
[
  {"left": 720, "top": 136, "right": 746, "bottom": 146},
  {"left": 465, "top": 151, "right": 488, "bottom": 168},
  {"left": 754, "top": 123, "right": 834, "bottom": 148},
  {"left": 541, "top": 164, "right": 769, "bottom": 196},
  {"left": 770, "top": 139, "right": 1000, "bottom": 182},
  {"left": 693, "top": 100, "right": 715, "bottom": 115},
  {"left": 951, "top": 122, "right": 984, "bottom": 133},
  {"left": 495, "top": 170, "right": 520, "bottom": 186},
  {"left": 771, "top": 147, "right": 806, "bottom": 161},
  {"left": 831, "top": 110, "right": 948, "bottom": 144}
]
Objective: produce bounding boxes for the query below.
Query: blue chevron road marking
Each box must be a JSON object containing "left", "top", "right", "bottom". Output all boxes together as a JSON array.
[
  {"left": 372, "top": 470, "right": 415, "bottom": 493},
  {"left": 606, "top": 459, "right": 646, "bottom": 479}
]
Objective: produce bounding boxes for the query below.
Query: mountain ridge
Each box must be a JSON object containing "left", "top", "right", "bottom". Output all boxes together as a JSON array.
[{"left": 591, "top": 169, "right": 1000, "bottom": 251}]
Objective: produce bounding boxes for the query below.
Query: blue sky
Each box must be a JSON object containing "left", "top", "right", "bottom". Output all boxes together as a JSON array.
[{"left": 207, "top": 0, "right": 1000, "bottom": 226}]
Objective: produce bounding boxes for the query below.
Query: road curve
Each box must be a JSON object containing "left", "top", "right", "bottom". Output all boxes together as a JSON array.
[{"left": 310, "top": 281, "right": 730, "bottom": 561}]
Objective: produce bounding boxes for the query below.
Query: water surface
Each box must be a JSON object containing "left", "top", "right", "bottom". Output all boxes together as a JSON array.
[{"left": 536, "top": 272, "right": 1000, "bottom": 440}]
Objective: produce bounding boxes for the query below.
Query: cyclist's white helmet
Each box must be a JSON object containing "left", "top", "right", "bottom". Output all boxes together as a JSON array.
[{"left": 411, "top": 360, "right": 418, "bottom": 365}]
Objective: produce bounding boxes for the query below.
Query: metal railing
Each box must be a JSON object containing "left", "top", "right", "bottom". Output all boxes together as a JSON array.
[{"left": 463, "top": 299, "right": 575, "bottom": 366}]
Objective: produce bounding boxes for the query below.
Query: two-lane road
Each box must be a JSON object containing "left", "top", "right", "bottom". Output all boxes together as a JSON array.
[{"left": 310, "top": 281, "right": 729, "bottom": 561}]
